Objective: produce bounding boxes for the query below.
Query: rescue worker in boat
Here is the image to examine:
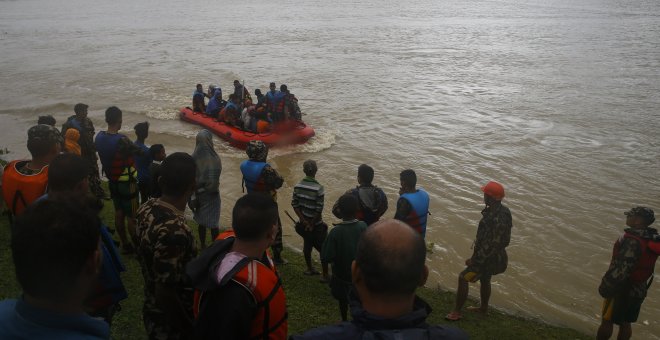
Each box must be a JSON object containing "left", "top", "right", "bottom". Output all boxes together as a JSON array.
[
  {"left": 597, "top": 207, "right": 659, "bottom": 340},
  {"left": 240, "top": 140, "right": 287, "bottom": 265},
  {"left": 2, "top": 124, "right": 62, "bottom": 218},
  {"left": 265, "top": 82, "right": 285, "bottom": 123},
  {"left": 186, "top": 193, "right": 288, "bottom": 339},
  {"left": 233, "top": 80, "right": 252, "bottom": 108},
  {"left": 192, "top": 83, "right": 207, "bottom": 113},
  {"left": 254, "top": 88, "right": 266, "bottom": 109},
  {"left": 281, "top": 84, "right": 302, "bottom": 121},
  {"left": 223, "top": 94, "right": 242, "bottom": 128},
  {"left": 205, "top": 87, "right": 226, "bottom": 119},
  {"left": 394, "top": 169, "right": 430, "bottom": 238}
]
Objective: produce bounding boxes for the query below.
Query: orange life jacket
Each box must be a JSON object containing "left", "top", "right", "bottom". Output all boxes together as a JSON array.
[
  {"left": 613, "top": 232, "right": 659, "bottom": 285},
  {"left": 1, "top": 160, "right": 49, "bottom": 216},
  {"left": 194, "top": 231, "right": 288, "bottom": 339}
]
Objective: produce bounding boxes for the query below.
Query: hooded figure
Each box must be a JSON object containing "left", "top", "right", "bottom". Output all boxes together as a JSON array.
[
  {"left": 64, "top": 128, "right": 81, "bottom": 156},
  {"left": 191, "top": 129, "right": 222, "bottom": 247},
  {"left": 206, "top": 88, "right": 225, "bottom": 118}
]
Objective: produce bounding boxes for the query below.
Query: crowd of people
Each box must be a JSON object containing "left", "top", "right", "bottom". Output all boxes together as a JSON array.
[
  {"left": 192, "top": 81, "right": 303, "bottom": 133},
  {"left": 0, "top": 104, "right": 657, "bottom": 340}
]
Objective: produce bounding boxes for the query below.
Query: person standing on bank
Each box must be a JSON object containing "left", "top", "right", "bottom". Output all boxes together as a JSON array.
[
  {"left": 240, "top": 140, "right": 287, "bottom": 265},
  {"left": 95, "top": 106, "right": 143, "bottom": 254},
  {"left": 597, "top": 207, "right": 659, "bottom": 340},
  {"left": 62, "top": 103, "right": 106, "bottom": 199},
  {"left": 332, "top": 164, "right": 388, "bottom": 226},
  {"left": 292, "top": 160, "right": 327, "bottom": 275},
  {"left": 446, "top": 181, "right": 512, "bottom": 321},
  {"left": 394, "top": 169, "right": 430, "bottom": 238},
  {"left": 191, "top": 130, "right": 222, "bottom": 248},
  {"left": 133, "top": 122, "right": 152, "bottom": 204}
]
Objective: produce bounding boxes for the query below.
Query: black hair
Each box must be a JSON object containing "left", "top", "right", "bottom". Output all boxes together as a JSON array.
[
  {"left": 159, "top": 152, "right": 196, "bottom": 197},
  {"left": 134, "top": 121, "right": 149, "bottom": 140},
  {"left": 356, "top": 222, "right": 426, "bottom": 297},
  {"left": 105, "top": 106, "right": 122, "bottom": 125},
  {"left": 196, "top": 83, "right": 202, "bottom": 88},
  {"left": 27, "top": 130, "right": 59, "bottom": 158},
  {"left": 303, "top": 159, "right": 317, "bottom": 176},
  {"left": 74, "top": 103, "right": 88, "bottom": 115},
  {"left": 400, "top": 169, "right": 417, "bottom": 188},
  {"left": 12, "top": 199, "right": 101, "bottom": 301},
  {"left": 232, "top": 193, "right": 278, "bottom": 241},
  {"left": 149, "top": 144, "right": 165, "bottom": 159},
  {"left": 48, "top": 154, "right": 89, "bottom": 192},
  {"left": 37, "top": 115, "right": 56, "bottom": 126},
  {"left": 280, "top": 84, "right": 288, "bottom": 93},
  {"left": 255, "top": 89, "right": 262, "bottom": 96},
  {"left": 337, "top": 193, "right": 358, "bottom": 220},
  {"left": 358, "top": 164, "right": 374, "bottom": 184}
]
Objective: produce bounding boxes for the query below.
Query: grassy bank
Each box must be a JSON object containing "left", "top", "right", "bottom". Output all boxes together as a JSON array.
[{"left": 0, "top": 191, "right": 590, "bottom": 339}]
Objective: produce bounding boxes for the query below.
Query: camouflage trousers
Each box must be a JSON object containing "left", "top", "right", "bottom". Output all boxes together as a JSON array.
[{"left": 87, "top": 159, "right": 106, "bottom": 199}]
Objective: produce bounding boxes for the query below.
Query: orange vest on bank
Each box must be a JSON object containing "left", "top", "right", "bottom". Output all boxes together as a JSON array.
[
  {"left": 194, "top": 230, "right": 288, "bottom": 339},
  {"left": 2, "top": 160, "right": 49, "bottom": 216}
]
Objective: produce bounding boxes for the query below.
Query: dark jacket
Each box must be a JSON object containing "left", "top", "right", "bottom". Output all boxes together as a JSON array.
[{"left": 290, "top": 292, "right": 467, "bottom": 340}]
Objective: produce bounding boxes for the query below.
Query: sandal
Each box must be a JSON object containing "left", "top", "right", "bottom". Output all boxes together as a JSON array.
[{"left": 444, "top": 311, "right": 462, "bottom": 321}]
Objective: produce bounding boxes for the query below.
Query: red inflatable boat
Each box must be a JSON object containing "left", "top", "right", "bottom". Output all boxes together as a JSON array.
[{"left": 179, "top": 107, "right": 315, "bottom": 148}]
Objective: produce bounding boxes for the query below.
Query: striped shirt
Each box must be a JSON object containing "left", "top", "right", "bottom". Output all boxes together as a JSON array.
[{"left": 291, "top": 176, "right": 324, "bottom": 224}]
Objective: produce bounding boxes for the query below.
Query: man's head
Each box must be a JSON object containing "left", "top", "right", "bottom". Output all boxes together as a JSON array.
[
  {"left": 74, "top": 103, "right": 89, "bottom": 118},
  {"left": 280, "top": 84, "right": 288, "bottom": 93},
  {"left": 625, "top": 207, "right": 655, "bottom": 228},
  {"left": 48, "top": 153, "right": 90, "bottom": 194},
  {"left": 353, "top": 219, "right": 428, "bottom": 300},
  {"left": 196, "top": 84, "right": 203, "bottom": 92},
  {"left": 357, "top": 164, "right": 374, "bottom": 185},
  {"left": 27, "top": 124, "right": 62, "bottom": 161},
  {"left": 12, "top": 199, "right": 102, "bottom": 303},
  {"left": 481, "top": 181, "right": 505, "bottom": 206},
  {"left": 400, "top": 169, "right": 417, "bottom": 190},
  {"left": 337, "top": 193, "right": 358, "bottom": 220},
  {"left": 134, "top": 121, "right": 149, "bottom": 141},
  {"left": 303, "top": 159, "right": 317, "bottom": 177},
  {"left": 159, "top": 152, "right": 196, "bottom": 198},
  {"left": 232, "top": 193, "right": 278, "bottom": 243},
  {"left": 269, "top": 82, "right": 276, "bottom": 91},
  {"left": 149, "top": 144, "right": 166, "bottom": 161},
  {"left": 234, "top": 80, "right": 240, "bottom": 86},
  {"left": 255, "top": 89, "right": 262, "bottom": 96},
  {"left": 105, "top": 106, "right": 122, "bottom": 128},
  {"left": 37, "top": 115, "right": 56, "bottom": 126},
  {"left": 246, "top": 140, "right": 268, "bottom": 162}
]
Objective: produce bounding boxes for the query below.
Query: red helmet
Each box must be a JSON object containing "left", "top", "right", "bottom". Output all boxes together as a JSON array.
[{"left": 481, "top": 181, "right": 505, "bottom": 200}]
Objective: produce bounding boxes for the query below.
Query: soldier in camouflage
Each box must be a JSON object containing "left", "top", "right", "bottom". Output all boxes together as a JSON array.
[
  {"left": 136, "top": 153, "right": 197, "bottom": 340},
  {"left": 597, "top": 207, "right": 658, "bottom": 340},
  {"left": 446, "top": 181, "right": 512, "bottom": 321}
]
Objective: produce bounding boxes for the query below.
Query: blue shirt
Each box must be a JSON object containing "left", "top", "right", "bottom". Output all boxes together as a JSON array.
[
  {"left": 0, "top": 298, "right": 110, "bottom": 339},
  {"left": 133, "top": 140, "right": 151, "bottom": 182}
]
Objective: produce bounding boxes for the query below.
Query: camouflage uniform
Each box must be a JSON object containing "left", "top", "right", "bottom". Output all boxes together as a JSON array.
[
  {"left": 599, "top": 227, "right": 659, "bottom": 299},
  {"left": 136, "top": 198, "right": 196, "bottom": 340},
  {"left": 467, "top": 204, "right": 513, "bottom": 277},
  {"left": 62, "top": 115, "right": 105, "bottom": 198}
]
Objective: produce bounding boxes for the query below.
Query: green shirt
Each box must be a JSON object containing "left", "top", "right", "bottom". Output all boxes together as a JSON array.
[{"left": 321, "top": 219, "right": 368, "bottom": 282}]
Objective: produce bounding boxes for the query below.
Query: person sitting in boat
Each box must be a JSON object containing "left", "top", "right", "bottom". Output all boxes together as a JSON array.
[
  {"left": 192, "top": 84, "right": 207, "bottom": 113},
  {"left": 207, "top": 84, "right": 218, "bottom": 99},
  {"left": 265, "top": 82, "right": 285, "bottom": 123},
  {"left": 281, "top": 84, "right": 302, "bottom": 121},
  {"left": 254, "top": 89, "right": 266, "bottom": 108},
  {"left": 206, "top": 88, "right": 226, "bottom": 119},
  {"left": 233, "top": 80, "right": 252, "bottom": 107},
  {"left": 223, "top": 94, "right": 242, "bottom": 128}
]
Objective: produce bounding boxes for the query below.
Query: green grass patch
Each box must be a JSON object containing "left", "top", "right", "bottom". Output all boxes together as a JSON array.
[{"left": 0, "top": 183, "right": 590, "bottom": 339}]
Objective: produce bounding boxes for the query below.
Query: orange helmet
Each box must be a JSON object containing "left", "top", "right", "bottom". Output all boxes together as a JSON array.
[{"left": 481, "top": 181, "right": 505, "bottom": 200}]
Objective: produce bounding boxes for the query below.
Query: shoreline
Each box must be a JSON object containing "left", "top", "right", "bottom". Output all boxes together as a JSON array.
[{"left": 0, "top": 183, "right": 590, "bottom": 339}]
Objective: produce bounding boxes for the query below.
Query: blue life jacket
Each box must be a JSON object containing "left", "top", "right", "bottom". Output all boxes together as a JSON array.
[
  {"left": 65, "top": 116, "right": 83, "bottom": 132},
  {"left": 133, "top": 141, "right": 151, "bottom": 182},
  {"left": 94, "top": 132, "right": 122, "bottom": 178},
  {"left": 193, "top": 90, "right": 205, "bottom": 99},
  {"left": 225, "top": 101, "right": 238, "bottom": 112},
  {"left": 240, "top": 160, "right": 268, "bottom": 193},
  {"left": 400, "top": 189, "right": 430, "bottom": 237},
  {"left": 90, "top": 225, "right": 128, "bottom": 308}
]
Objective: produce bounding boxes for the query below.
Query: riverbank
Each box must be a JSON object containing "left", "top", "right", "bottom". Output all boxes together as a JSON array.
[{"left": 0, "top": 186, "right": 590, "bottom": 339}]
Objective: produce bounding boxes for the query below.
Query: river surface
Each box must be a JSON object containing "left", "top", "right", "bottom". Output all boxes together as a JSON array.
[{"left": 1, "top": 0, "right": 659, "bottom": 337}]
